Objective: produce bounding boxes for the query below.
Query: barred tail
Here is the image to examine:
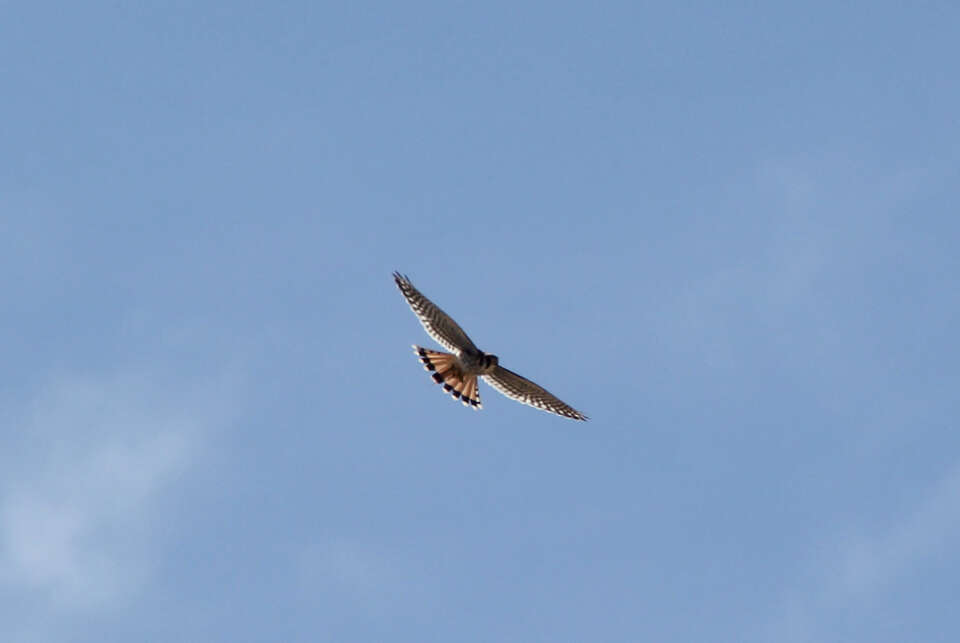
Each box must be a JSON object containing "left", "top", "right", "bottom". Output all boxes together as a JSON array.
[{"left": 412, "top": 345, "right": 481, "bottom": 409}]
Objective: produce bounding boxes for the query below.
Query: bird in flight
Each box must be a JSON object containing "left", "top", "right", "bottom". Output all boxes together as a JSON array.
[{"left": 393, "top": 272, "right": 588, "bottom": 421}]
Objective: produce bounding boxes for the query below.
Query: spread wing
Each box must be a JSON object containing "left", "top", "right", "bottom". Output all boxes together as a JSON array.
[
  {"left": 393, "top": 272, "right": 479, "bottom": 355},
  {"left": 482, "top": 365, "right": 588, "bottom": 421}
]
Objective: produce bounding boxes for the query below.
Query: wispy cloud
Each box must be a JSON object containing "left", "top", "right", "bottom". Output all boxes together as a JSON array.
[
  {"left": 732, "top": 154, "right": 960, "bottom": 641},
  {"left": 0, "top": 372, "right": 224, "bottom": 613},
  {"left": 758, "top": 461, "right": 960, "bottom": 642},
  {"left": 298, "top": 540, "right": 393, "bottom": 596},
  {"left": 831, "top": 464, "right": 960, "bottom": 600},
  {"left": 293, "top": 538, "right": 427, "bottom": 620}
]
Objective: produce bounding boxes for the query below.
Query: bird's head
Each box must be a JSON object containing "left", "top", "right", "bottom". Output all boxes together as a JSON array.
[{"left": 481, "top": 353, "right": 499, "bottom": 370}]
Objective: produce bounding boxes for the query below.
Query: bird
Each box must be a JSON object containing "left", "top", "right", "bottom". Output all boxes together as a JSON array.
[{"left": 393, "top": 272, "right": 588, "bottom": 421}]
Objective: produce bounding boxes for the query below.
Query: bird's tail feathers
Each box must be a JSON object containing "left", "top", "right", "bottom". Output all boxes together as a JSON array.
[{"left": 412, "top": 345, "right": 481, "bottom": 409}]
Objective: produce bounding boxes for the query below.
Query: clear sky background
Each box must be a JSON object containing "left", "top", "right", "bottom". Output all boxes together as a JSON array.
[{"left": 3, "top": 2, "right": 959, "bottom": 642}]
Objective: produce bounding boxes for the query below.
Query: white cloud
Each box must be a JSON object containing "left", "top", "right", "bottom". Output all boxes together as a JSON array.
[
  {"left": 831, "top": 464, "right": 960, "bottom": 600},
  {"left": 293, "top": 538, "right": 426, "bottom": 617},
  {"left": 299, "top": 540, "right": 388, "bottom": 594},
  {"left": 746, "top": 154, "right": 959, "bottom": 642},
  {"left": 0, "top": 372, "right": 218, "bottom": 612},
  {"left": 758, "top": 462, "right": 960, "bottom": 642}
]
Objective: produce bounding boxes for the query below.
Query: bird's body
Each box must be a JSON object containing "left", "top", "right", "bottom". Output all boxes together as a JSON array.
[
  {"left": 453, "top": 349, "right": 499, "bottom": 376},
  {"left": 393, "top": 272, "right": 588, "bottom": 421}
]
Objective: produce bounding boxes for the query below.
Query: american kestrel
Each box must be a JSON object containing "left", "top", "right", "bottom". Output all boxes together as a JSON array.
[{"left": 393, "top": 272, "right": 588, "bottom": 421}]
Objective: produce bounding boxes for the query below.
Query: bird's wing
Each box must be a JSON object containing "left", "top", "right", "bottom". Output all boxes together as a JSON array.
[
  {"left": 394, "top": 272, "right": 479, "bottom": 355},
  {"left": 482, "top": 365, "right": 588, "bottom": 421}
]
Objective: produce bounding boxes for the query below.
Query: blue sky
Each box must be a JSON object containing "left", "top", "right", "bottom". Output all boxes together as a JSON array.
[{"left": 2, "top": 2, "right": 959, "bottom": 641}]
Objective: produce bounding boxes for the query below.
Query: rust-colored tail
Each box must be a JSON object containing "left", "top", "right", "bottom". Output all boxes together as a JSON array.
[{"left": 412, "top": 345, "right": 481, "bottom": 409}]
